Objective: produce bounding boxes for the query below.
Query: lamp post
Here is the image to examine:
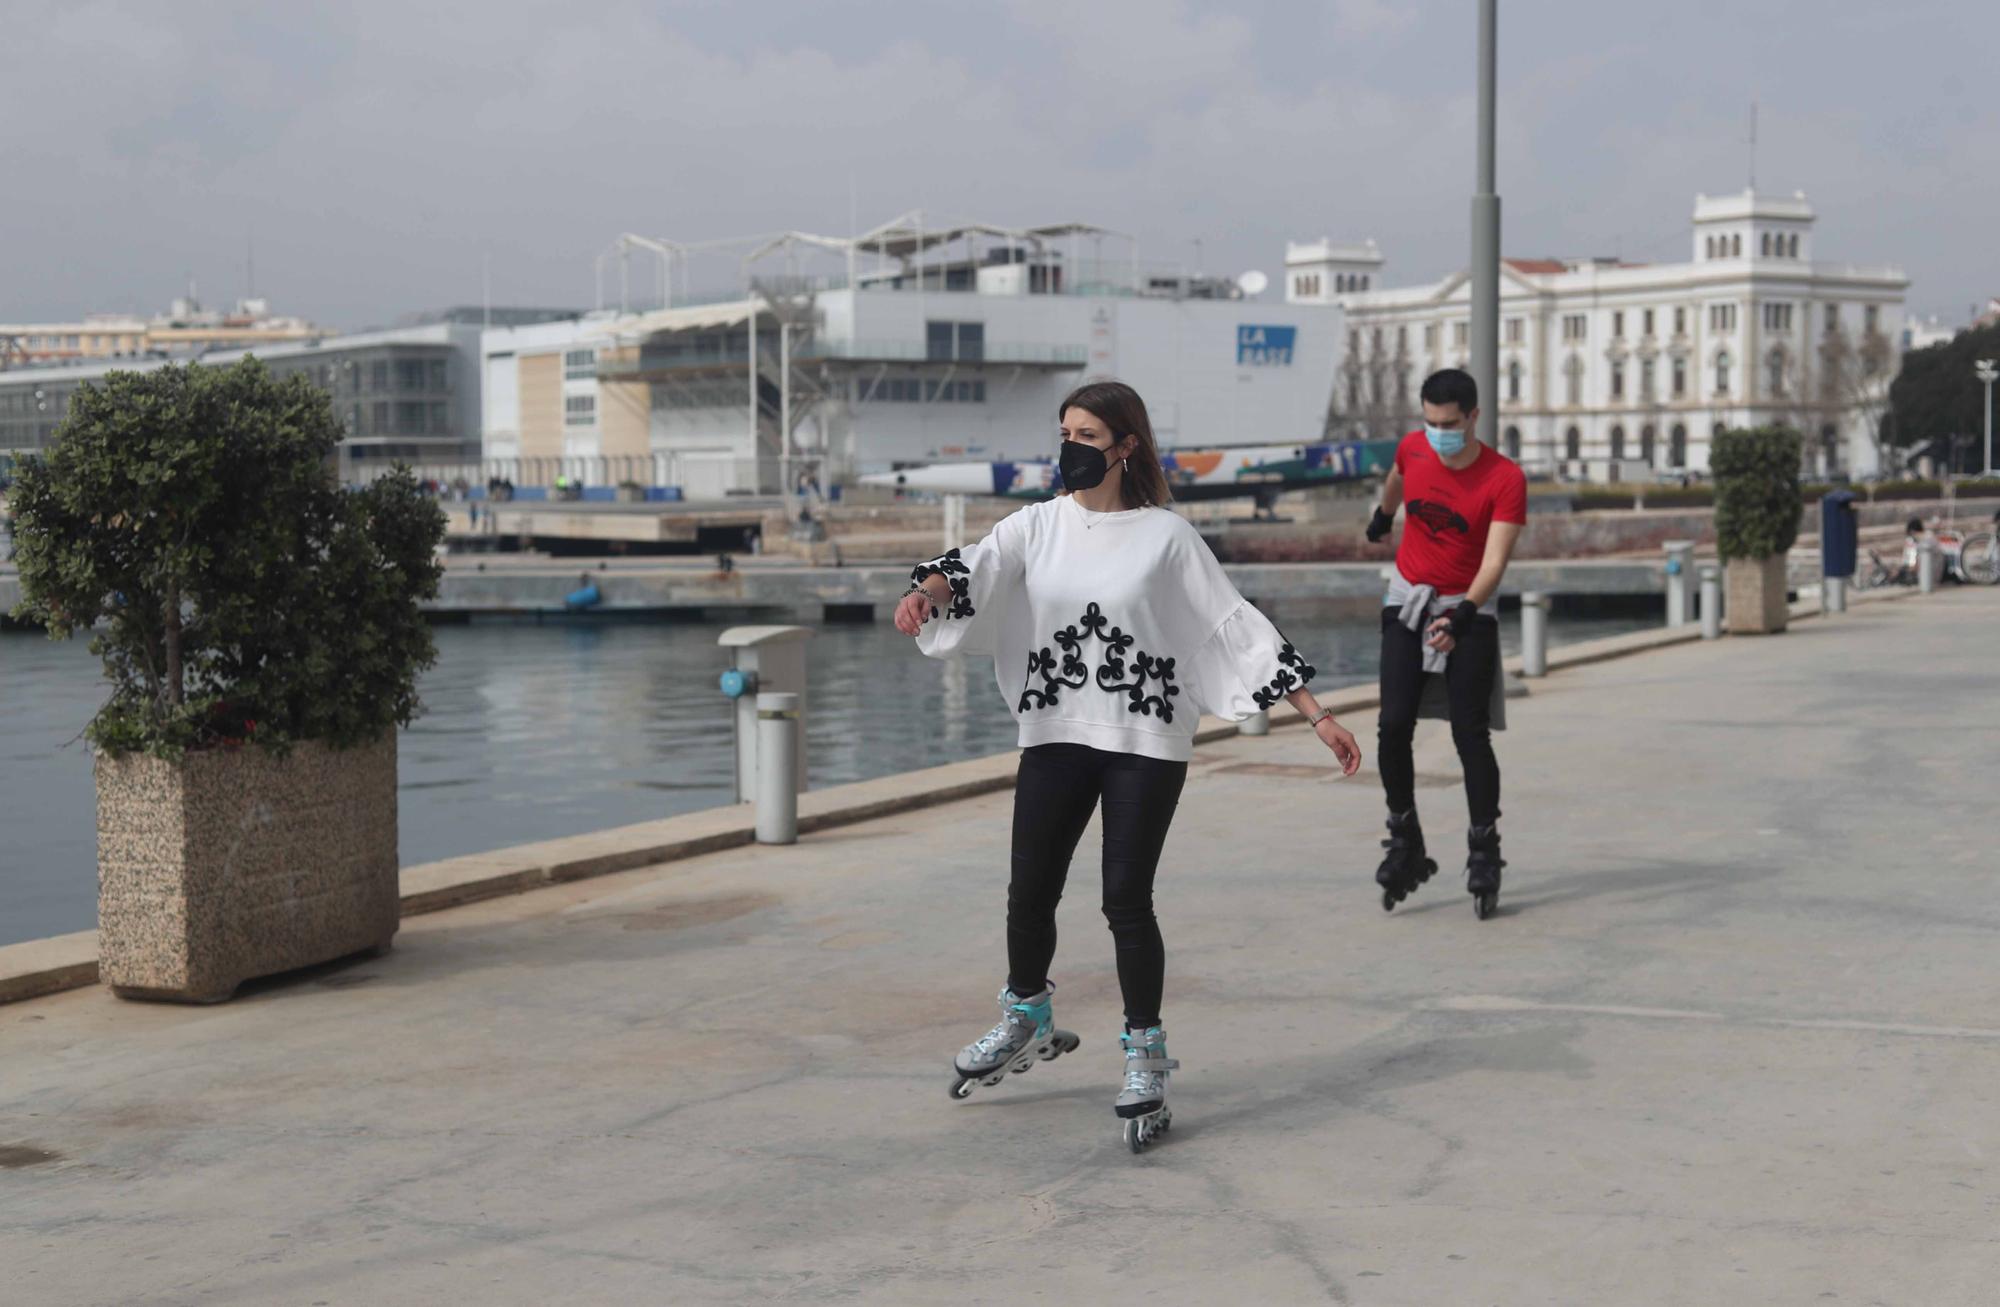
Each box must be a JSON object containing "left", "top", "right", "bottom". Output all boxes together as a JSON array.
[
  {"left": 1976, "top": 358, "right": 1997, "bottom": 477},
  {"left": 1470, "top": 0, "right": 1500, "bottom": 447}
]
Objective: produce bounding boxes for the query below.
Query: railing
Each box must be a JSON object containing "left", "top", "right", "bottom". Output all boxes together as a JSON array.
[{"left": 598, "top": 339, "right": 1085, "bottom": 378}]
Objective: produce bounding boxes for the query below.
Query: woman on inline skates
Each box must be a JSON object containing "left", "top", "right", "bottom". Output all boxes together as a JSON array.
[{"left": 895, "top": 380, "right": 1362, "bottom": 1152}]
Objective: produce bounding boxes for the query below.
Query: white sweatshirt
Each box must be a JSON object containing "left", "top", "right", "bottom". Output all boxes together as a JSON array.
[{"left": 912, "top": 495, "right": 1316, "bottom": 762}]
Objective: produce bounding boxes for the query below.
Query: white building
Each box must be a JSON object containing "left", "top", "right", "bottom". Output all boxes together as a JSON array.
[
  {"left": 1289, "top": 190, "right": 1909, "bottom": 479},
  {"left": 478, "top": 216, "right": 1346, "bottom": 496}
]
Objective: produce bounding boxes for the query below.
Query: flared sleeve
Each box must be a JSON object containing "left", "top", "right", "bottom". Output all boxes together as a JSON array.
[
  {"left": 911, "top": 508, "right": 1030, "bottom": 660},
  {"left": 1171, "top": 523, "right": 1318, "bottom": 720}
]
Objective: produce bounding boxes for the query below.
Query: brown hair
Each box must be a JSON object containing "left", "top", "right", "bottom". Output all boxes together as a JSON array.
[{"left": 1057, "top": 379, "right": 1174, "bottom": 509}]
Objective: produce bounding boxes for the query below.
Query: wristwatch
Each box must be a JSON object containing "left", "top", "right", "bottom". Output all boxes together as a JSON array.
[{"left": 1307, "top": 707, "right": 1336, "bottom": 727}]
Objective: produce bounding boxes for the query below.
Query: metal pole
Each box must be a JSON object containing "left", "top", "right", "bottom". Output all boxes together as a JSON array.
[
  {"left": 754, "top": 692, "right": 800, "bottom": 845},
  {"left": 1521, "top": 590, "right": 1548, "bottom": 676},
  {"left": 1918, "top": 539, "right": 1938, "bottom": 594},
  {"left": 1700, "top": 566, "right": 1722, "bottom": 639},
  {"left": 747, "top": 298, "right": 759, "bottom": 473},
  {"left": 1470, "top": 0, "right": 1500, "bottom": 446},
  {"left": 1824, "top": 575, "right": 1847, "bottom": 614},
  {"left": 1664, "top": 540, "right": 1695, "bottom": 627},
  {"left": 780, "top": 321, "right": 791, "bottom": 506},
  {"left": 1977, "top": 360, "right": 1997, "bottom": 476}
]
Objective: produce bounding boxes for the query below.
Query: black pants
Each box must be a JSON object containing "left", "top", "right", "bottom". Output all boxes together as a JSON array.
[
  {"left": 1378, "top": 607, "right": 1502, "bottom": 828},
  {"left": 1007, "top": 743, "right": 1188, "bottom": 1028}
]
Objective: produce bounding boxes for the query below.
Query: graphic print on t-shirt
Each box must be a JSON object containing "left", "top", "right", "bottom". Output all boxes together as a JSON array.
[{"left": 1405, "top": 498, "right": 1471, "bottom": 538}]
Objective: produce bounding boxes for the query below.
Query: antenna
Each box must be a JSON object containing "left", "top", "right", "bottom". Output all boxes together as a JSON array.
[
  {"left": 246, "top": 227, "right": 256, "bottom": 300},
  {"left": 1747, "top": 100, "right": 1758, "bottom": 192}
]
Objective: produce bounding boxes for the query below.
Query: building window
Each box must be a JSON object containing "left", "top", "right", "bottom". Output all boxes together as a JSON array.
[
  {"left": 1613, "top": 311, "right": 1625, "bottom": 338},
  {"left": 1640, "top": 358, "right": 1656, "bottom": 400},
  {"left": 1640, "top": 424, "right": 1657, "bottom": 465},
  {"left": 1731, "top": 234, "right": 1742, "bottom": 257},
  {"left": 925, "top": 320, "right": 984, "bottom": 362},
  {"left": 1643, "top": 309, "right": 1655, "bottom": 337},
  {"left": 1505, "top": 317, "right": 1523, "bottom": 345},
  {"left": 1610, "top": 425, "right": 1626, "bottom": 460},
  {"left": 1503, "top": 426, "right": 1521, "bottom": 459},
  {"left": 373, "top": 400, "right": 389, "bottom": 431},
  {"left": 1761, "top": 233, "right": 1771, "bottom": 257},
  {"left": 1824, "top": 304, "right": 1840, "bottom": 334},
  {"left": 1610, "top": 362, "right": 1625, "bottom": 400},
  {"left": 1453, "top": 321, "right": 1469, "bottom": 348},
  {"left": 1709, "top": 303, "right": 1738, "bottom": 333},
  {"left": 1674, "top": 306, "right": 1687, "bottom": 336},
  {"left": 564, "top": 394, "right": 597, "bottom": 426},
  {"left": 1705, "top": 236, "right": 1715, "bottom": 260},
  {"left": 1562, "top": 314, "right": 1588, "bottom": 342},
  {"left": 396, "top": 401, "right": 427, "bottom": 432},
  {"left": 1715, "top": 351, "right": 1732, "bottom": 395},
  {"left": 1397, "top": 325, "right": 1408, "bottom": 353},
  {"left": 1671, "top": 357, "right": 1688, "bottom": 398},
  {"left": 1762, "top": 303, "right": 1794, "bottom": 332},
  {"left": 1424, "top": 323, "right": 1439, "bottom": 352},
  {"left": 1564, "top": 426, "right": 1581, "bottom": 462},
  {"left": 1767, "top": 349, "right": 1788, "bottom": 397},
  {"left": 1371, "top": 327, "right": 1383, "bottom": 353},
  {"left": 1507, "top": 360, "right": 1522, "bottom": 402},
  {"left": 1564, "top": 354, "right": 1584, "bottom": 406},
  {"left": 1672, "top": 424, "right": 1689, "bottom": 467},
  {"left": 1865, "top": 305, "right": 1880, "bottom": 335},
  {"left": 371, "top": 361, "right": 390, "bottom": 392},
  {"left": 1789, "top": 234, "right": 1800, "bottom": 258},
  {"left": 563, "top": 349, "right": 596, "bottom": 379}
]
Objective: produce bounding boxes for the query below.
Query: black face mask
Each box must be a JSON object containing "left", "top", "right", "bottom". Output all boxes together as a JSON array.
[{"left": 1059, "top": 440, "right": 1111, "bottom": 492}]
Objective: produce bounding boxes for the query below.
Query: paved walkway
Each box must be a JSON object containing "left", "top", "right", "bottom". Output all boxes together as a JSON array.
[{"left": 4, "top": 589, "right": 1998, "bottom": 1305}]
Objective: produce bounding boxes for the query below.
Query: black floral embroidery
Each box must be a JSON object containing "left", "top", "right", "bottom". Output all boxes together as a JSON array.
[
  {"left": 1019, "top": 602, "right": 1180, "bottom": 723},
  {"left": 1251, "top": 640, "right": 1318, "bottom": 711},
  {"left": 910, "top": 549, "right": 975, "bottom": 620}
]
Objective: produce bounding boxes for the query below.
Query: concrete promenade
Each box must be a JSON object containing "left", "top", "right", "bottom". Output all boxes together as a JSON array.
[{"left": 3, "top": 588, "right": 1998, "bottom": 1304}]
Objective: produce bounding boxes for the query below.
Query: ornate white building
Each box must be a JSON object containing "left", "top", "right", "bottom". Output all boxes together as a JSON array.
[{"left": 1287, "top": 190, "right": 1909, "bottom": 478}]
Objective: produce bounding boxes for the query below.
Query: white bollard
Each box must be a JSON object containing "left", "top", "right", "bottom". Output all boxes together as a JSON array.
[
  {"left": 1239, "top": 709, "right": 1270, "bottom": 737},
  {"left": 1824, "top": 575, "right": 1847, "bottom": 614},
  {"left": 1700, "top": 566, "right": 1722, "bottom": 640},
  {"left": 1918, "top": 540, "right": 1938, "bottom": 594},
  {"left": 1664, "top": 540, "right": 1696, "bottom": 627},
  {"left": 1520, "top": 591, "right": 1549, "bottom": 677},
  {"left": 755, "top": 692, "right": 800, "bottom": 845}
]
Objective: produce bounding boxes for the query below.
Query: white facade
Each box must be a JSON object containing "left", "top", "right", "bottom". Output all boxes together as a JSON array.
[
  {"left": 480, "top": 240, "right": 1346, "bottom": 493},
  {"left": 1299, "top": 190, "right": 1909, "bottom": 479}
]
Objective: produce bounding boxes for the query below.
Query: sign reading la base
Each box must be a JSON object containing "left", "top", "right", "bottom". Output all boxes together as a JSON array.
[{"left": 1237, "top": 324, "right": 1296, "bottom": 367}]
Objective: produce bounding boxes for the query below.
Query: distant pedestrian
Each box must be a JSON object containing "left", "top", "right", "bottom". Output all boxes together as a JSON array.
[
  {"left": 1362, "top": 367, "right": 1527, "bottom": 920},
  {"left": 898, "top": 379, "right": 1360, "bottom": 1152}
]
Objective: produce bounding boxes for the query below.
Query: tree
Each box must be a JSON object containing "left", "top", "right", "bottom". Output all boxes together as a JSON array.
[
  {"left": 1888, "top": 321, "right": 2000, "bottom": 462},
  {"left": 1817, "top": 322, "right": 1897, "bottom": 473},
  {"left": 7, "top": 359, "right": 446, "bottom": 759}
]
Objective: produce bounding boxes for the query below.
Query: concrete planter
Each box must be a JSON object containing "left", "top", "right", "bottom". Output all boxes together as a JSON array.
[
  {"left": 1725, "top": 555, "right": 1790, "bottom": 635},
  {"left": 95, "top": 735, "right": 399, "bottom": 1002}
]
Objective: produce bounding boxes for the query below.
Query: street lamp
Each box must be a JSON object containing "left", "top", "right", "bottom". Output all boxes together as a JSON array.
[{"left": 1976, "top": 358, "right": 1998, "bottom": 477}]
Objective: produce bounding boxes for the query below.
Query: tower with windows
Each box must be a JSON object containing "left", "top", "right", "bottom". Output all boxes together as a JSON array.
[
  {"left": 1693, "top": 189, "right": 1814, "bottom": 264},
  {"left": 1284, "top": 238, "right": 1385, "bottom": 303}
]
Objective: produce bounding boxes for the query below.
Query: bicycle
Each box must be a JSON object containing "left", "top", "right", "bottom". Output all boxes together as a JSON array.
[{"left": 1958, "top": 529, "right": 2000, "bottom": 584}]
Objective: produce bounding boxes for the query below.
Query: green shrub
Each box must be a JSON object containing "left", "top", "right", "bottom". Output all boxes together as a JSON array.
[
  {"left": 1637, "top": 485, "right": 1715, "bottom": 509},
  {"left": 1866, "top": 479, "right": 1944, "bottom": 501},
  {"left": 7, "top": 359, "right": 446, "bottom": 759},
  {"left": 1712, "top": 426, "right": 1803, "bottom": 561}
]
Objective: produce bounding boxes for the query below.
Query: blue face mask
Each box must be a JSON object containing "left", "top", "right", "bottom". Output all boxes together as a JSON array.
[{"left": 1425, "top": 423, "right": 1468, "bottom": 457}]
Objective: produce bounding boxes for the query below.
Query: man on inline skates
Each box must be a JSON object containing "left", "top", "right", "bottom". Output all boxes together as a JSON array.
[{"left": 1363, "top": 369, "right": 1527, "bottom": 919}]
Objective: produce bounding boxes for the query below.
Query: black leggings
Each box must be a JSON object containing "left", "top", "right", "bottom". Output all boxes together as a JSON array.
[
  {"left": 1377, "top": 607, "right": 1502, "bottom": 828},
  {"left": 1007, "top": 743, "right": 1188, "bottom": 1028}
]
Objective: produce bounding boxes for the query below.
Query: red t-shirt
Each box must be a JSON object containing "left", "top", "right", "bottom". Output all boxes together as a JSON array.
[{"left": 1393, "top": 431, "right": 1528, "bottom": 594}]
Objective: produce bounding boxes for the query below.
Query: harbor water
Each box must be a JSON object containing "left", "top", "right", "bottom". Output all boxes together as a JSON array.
[{"left": 0, "top": 605, "right": 1650, "bottom": 947}]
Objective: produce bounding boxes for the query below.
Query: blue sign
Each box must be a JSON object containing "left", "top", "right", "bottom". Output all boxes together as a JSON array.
[{"left": 1237, "top": 324, "right": 1296, "bottom": 366}]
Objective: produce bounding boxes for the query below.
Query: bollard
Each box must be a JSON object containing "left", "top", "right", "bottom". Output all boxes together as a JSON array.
[
  {"left": 1520, "top": 591, "right": 1549, "bottom": 677},
  {"left": 1824, "top": 575, "right": 1847, "bottom": 614},
  {"left": 1918, "top": 540, "right": 1938, "bottom": 594},
  {"left": 718, "top": 626, "right": 813, "bottom": 804},
  {"left": 1663, "top": 540, "right": 1696, "bottom": 627},
  {"left": 1239, "top": 709, "right": 1270, "bottom": 737},
  {"left": 1700, "top": 566, "right": 1721, "bottom": 640},
  {"left": 942, "top": 493, "right": 966, "bottom": 557},
  {"left": 755, "top": 692, "right": 800, "bottom": 844}
]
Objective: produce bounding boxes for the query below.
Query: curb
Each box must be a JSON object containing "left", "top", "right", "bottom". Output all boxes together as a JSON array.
[{"left": 0, "top": 581, "right": 1944, "bottom": 1008}]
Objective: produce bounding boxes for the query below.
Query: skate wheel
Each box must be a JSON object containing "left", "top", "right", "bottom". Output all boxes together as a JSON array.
[
  {"left": 1381, "top": 889, "right": 1397, "bottom": 912},
  {"left": 1124, "top": 1118, "right": 1145, "bottom": 1153},
  {"left": 1475, "top": 892, "right": 1497, "bottom": 920},
  {"left": 949, "top": 1077, "right": 975, "bottom": 1100}
]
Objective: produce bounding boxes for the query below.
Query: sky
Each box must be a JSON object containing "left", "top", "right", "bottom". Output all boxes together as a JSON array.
[{"left": 4, "top": 0, "right": 1995, "bottom": 329}]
